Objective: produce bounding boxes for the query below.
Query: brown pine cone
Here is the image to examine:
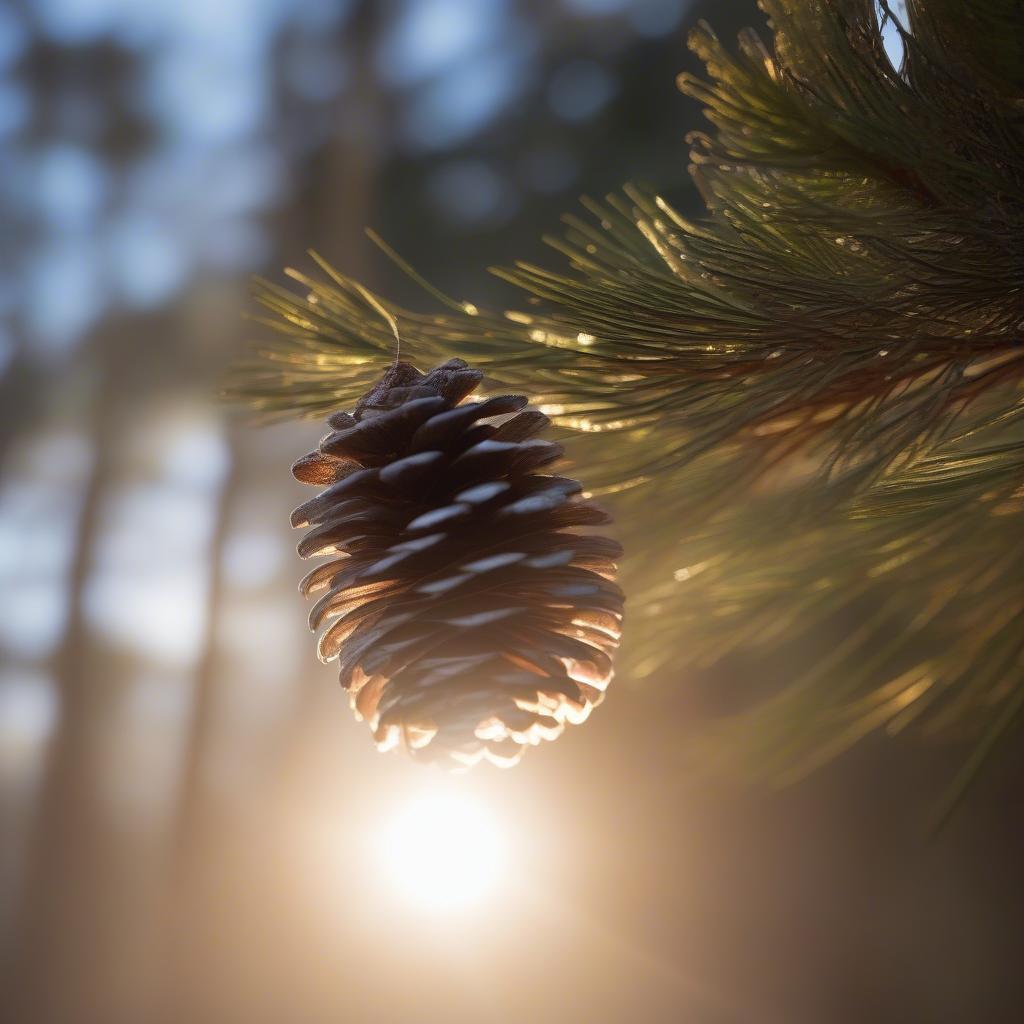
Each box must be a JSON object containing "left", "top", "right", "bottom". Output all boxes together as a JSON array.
[{"left": 291, "top": 358, "right": 624, "bottom": 768}]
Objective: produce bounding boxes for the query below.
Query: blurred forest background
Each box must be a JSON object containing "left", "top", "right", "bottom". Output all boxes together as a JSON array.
[{"left": 0, "top": 1, "right": 1022, "bottom": 1022}]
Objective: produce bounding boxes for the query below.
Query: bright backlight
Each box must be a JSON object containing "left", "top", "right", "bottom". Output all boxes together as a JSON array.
[{"left": 378, "top": 791, "right": 504, "bottom": 909}]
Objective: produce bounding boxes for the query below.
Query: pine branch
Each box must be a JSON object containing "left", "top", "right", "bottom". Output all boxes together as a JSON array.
[{"left": 229, "top": 0, "right": 1024, "bottom": 807}]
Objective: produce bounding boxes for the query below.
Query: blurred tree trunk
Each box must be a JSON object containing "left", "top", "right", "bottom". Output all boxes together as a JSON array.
[
  {"left": 2, "top": 343, "right": 124, "bottom": 1022},
  {"left": 162, "top": 427, "right": 238, "bottom": 1021},
  {"left": 271, "top": 0, "right": 385, "bottom": 798}
]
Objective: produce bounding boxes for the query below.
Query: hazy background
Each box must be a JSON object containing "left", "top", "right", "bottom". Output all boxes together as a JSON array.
[{"left": 1, "top": 1, "right": 1022, "bottom": 1021}]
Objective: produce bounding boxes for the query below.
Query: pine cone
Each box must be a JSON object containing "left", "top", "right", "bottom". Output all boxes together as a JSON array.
[{"left": 291, "top": 358, "right": 624, "bottom": 768}]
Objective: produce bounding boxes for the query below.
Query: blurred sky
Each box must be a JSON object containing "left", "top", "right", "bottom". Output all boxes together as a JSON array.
[
  {"left": 1, "top": 2, "right": 1022, "bottom": 1023},
  {"left": 0, "top": 0, "right": 705, "bottom": 359}
]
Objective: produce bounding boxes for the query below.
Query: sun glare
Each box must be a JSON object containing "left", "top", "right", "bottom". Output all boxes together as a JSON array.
[{"left": 378, "top": 791, "right": 505, "bottom": 910}]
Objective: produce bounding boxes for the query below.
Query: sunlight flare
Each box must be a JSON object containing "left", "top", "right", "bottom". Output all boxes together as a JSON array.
[{"left": 377, "top": 791, "right": 505, "bottom": 909}]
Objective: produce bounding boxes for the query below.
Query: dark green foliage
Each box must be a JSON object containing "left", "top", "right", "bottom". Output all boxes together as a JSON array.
[{"left": 231, "top": 1, "right": 1024, "bottom": 805}]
